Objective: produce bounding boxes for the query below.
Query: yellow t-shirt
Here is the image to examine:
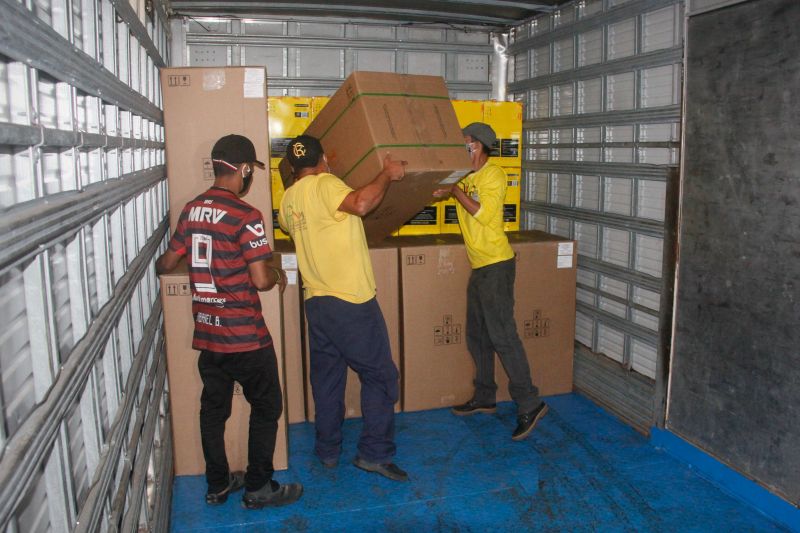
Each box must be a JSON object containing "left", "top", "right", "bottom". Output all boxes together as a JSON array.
[
  {"left": 456, "top": 163, "right": 515, "bottom": 269},
  {"left": 278, "top": 172, "right": 376, "bottom": 303}
]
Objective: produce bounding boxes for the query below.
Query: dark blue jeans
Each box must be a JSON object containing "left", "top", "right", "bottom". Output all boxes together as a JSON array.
[
  {"left": 198, "top": 346, "right": 282, "bottom": 492},
  {"left": 305, "top": 296, "right": 399, "bottom": 464},
  {"left": 467, "top": 257, "right": 540, "bottom": 414}
]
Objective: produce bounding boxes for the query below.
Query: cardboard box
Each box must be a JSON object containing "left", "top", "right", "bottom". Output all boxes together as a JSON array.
[
  {"left": 484, "top": 101, "right": 522, "bottom": 167},
  {"left": 161, "top": 67, "right": 271, "bottom": 231},
  {"left": 398, "top": 235, "right": 474, "bottom": 411},
  {"left": 304, "top": 245, "right": 402, "bottom": 420},
  {"left": 269, "top": 242, "right": 305, "bottom": 423},
  {"left": 280, "top": 72, "right": 471, "bottom": 244},
  {"left": 268, "top": 97, "right": 313, "bottom": 168},
  {"left": 160, "top": 263, "right": 289, "bottom": 475},
  {"left": 495, "top": 231, "right": 577, "bottom": 399}
]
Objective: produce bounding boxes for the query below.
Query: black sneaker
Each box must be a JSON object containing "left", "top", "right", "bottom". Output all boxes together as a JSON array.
[
  {"left": 451, "top": 398, "right": 497, "bottom": 416},
  {"left": 320, "top": 456, "right": 339, "bottom": 469},
  {"left": 512, "top": 402, "right": 549, "bottom": 441},
  {"left": 206, "top": 471, "right": 245, "bottom": 505},
  {"left": 353, "top": 457, "right": 409, "bottom": 482},
  {"left": 242, "top": 481, "right": 303, "bottom": 509}
]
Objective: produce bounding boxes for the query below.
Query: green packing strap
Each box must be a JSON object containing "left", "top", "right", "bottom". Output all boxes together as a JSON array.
[
  {"left": 342, "top": 143, "right": 464, "bottom": 180},
  {"left": 318, "top": 91, "right": 451, "bottom": 141}
]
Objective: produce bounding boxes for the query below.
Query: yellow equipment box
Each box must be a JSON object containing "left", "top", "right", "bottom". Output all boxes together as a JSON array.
[
  {"left": 268, "top": 97, "right": 313, "bottom": 167},
  {"left": 484, "top": 101, "right": 522, "bottom": 167}
]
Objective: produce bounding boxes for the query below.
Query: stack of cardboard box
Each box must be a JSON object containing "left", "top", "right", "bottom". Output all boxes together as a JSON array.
[
  {"left": 159, "top": 66, "right": 289, "bottom": 474},
  {"left": 158, "top": 71, "right": 574, "bottom": 479}
]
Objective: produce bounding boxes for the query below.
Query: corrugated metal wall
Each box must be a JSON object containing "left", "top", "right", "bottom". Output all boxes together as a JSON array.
[
  {"left": 170, "top": 15, "right": 496, "bottom": 99},
  {"left": 508, "top": 0, "right": 683, "bottom": 432},
  {"left": 0, "top": 0, "right": 172, "bottom": 531}
]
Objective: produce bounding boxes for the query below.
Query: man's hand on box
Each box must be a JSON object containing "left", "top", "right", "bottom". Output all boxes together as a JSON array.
[
  {"left": 432, "top": 185, "right": 454, "bottom": 198},
  {"left": 383, "top": 154, "right": 407, "bottom": 181}
]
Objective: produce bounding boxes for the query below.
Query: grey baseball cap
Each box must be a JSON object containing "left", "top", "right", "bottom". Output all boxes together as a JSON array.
[{"left": 462, "top": 122, "right": 497, "bottom": 149}]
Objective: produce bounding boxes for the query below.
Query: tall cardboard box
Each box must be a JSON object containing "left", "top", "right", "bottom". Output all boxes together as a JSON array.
[
  {"left": 160, "top": 264, "right": 289, "bottom": 474},
  {"left": 304, "top": 245, "right": 401, "bottom": 420},
  {"left": 495, "top": 231, "right": 577, "bottom": 400},
  {"left": 270, "top": 242, "right": 305, "bottom": 424},
  {"left": 280, "top": 71, "right": 471, "bottom": 244},
  {"left": 161, "top": 67, "right": 271, "bottom": 231},
  {"left": 398, "top": 235, "right": 474, "bottom": 411},
  {"left": 161, "top": 67, "right": 289, "bottom": 472}
]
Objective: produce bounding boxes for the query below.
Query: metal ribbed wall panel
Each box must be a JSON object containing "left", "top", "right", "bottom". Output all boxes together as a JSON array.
[
  {"left": 0, "top": 0, "right": 173, "bottom": 530},
  {"left": 172, "top": 16, "right": 496, "bottom": 99},
  {"left": 509, "top": 0, "right": 682, "bottom": 432}
]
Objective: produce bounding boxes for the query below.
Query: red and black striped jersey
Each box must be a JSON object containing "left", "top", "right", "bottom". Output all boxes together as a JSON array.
[{"left": 168, "top": 186, "right": 273, "bottom": 353}]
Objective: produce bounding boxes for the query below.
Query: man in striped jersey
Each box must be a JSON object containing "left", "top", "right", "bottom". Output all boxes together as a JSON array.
[{"left": 156, "top": 134, "right": 302, "bottom": 509}]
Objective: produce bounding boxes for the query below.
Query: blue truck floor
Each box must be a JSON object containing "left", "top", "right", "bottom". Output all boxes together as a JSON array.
[{"left": 171, "top": 393, "right": 790, "bottom": 532}]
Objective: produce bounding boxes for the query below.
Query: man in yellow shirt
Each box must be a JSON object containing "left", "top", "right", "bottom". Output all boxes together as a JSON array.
[
  {"left": 278, "top": 135, "right": 408, "bottom": 481},
  {"left": 435, "top": 122, "right": 548, "bottom": 441}
]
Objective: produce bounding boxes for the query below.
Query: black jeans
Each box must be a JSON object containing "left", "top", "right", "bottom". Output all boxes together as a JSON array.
[
  {"left": 198, "top": 346, "right": 282, "bottom": 492},
  {"left": 466, "top": 257, "right": 540, "bottom": 414}
]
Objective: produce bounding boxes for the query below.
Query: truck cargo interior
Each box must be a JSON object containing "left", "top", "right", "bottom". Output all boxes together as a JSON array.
[{"left": 0, "top": 0, "right": 797, "bottom": 531}]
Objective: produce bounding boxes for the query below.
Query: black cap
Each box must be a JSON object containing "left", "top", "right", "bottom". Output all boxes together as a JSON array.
[
  {"left": 462, "top": 122, "right": 497, "bottom": 149},
  {"left": 286, "top": 135, "right": 324, "bottom": 171},
  {"left": 211, "top": 134, "right": 264, "bottom": 169}
]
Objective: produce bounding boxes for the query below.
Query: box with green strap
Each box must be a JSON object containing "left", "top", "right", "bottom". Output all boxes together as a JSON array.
[{"left": 279, "top": 71, "right": 471, "bottom": 244}]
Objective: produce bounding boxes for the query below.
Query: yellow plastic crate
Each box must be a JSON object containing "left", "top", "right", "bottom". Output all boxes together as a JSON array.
[
  {"left": 270, "top": 168, "right": 290, "bottom": 241},
  {"left": 483, "top": 101, "right": 522, "bottom": 167},
  {"left": 267, "top": 97, "right": 313, "bottom": 167}
]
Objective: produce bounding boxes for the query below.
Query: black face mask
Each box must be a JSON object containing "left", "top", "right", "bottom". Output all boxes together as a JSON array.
[{"left": 240, "top": 173, "right": 253, "bottom": 194}]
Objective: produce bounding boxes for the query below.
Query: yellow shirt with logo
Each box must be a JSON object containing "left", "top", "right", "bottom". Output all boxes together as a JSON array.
[
  {"left": 278, "top": 172, "right": 376, "bottom": 303},
  {"left": 456, "top": 163, "right": 515, "bottom": 269}
]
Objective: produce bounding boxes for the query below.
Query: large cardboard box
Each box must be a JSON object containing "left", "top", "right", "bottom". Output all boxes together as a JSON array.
[
  {"left": 160, "top": 264, "right": 288, "bottom": 475},
  {"left": 495, "top": 231, "right": 577, "bottom": 399},
  {"left": 398, "top": 235, "right": 474, "bottom": 411},
  {"left": 304, "top": 245, "right": 402, "bottom": 420},
  {"left": 161, "top": 67, "right": 271, "bottom": 231},
  {"left": 270, "top": 242, "right": 305, "bottom": 424},
  {"left": 280, "top": 71, "right": 471, "bottom": 244}
]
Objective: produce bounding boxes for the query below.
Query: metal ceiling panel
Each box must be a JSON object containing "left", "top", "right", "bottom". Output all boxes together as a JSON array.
[{"left": 169, "top": 0, "right": 561, "bottom": 28}]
